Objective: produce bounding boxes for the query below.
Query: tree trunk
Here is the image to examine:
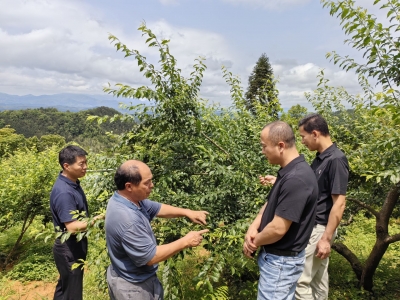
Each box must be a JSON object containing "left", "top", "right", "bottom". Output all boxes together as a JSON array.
[
  {"left": 360, "top": 240, "right": 389, "bottom": 291},
  {"left": 360, "top": 183, "right": 399, "bottom": 291},
  {"left": 2, "top": 211, "right": 35, "bottom": 269},
  {"left": 333, "top": 182, "right": 399, "bottom": 291}
]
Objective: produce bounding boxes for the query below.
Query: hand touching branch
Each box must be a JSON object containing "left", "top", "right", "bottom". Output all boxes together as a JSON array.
[
  {"left": 259, "top": 175, "right": 276, "bottom": 186},
  {"left": 187, "top": 210, "right": 209, "bottom": 225}
]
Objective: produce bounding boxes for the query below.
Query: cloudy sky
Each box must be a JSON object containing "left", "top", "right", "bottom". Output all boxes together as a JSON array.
[{"left": 0, "top": 0, "right": 382, "bottom": 109}]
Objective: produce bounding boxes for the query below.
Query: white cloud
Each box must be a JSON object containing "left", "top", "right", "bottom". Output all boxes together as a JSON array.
[
  {"left": 0, "top": 0, "right": 236, "bottom": 104},
  {"left": 0, "top": 0, "right": 367, "bottom": 110},
  {"left": 271, "top": 62, "right": 361, "bottom": 110},
  {"left": 221, "top": 0, "right": 311, "bottom": 10}
]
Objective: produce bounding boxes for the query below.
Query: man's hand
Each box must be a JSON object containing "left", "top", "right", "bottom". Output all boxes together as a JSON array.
[
  {"left": 243, "top": 227, "right": 258, "bottom": 258},
  {"left": 90, "top": 214, "right": 105, "bottom": 226},
  {"left": 187, "top": 210, "right": 209, "bottom": 225},
  {"left": 184, "top": 229, "right": 209, "bottom": 248},
  {"left": 259, "top": 175, "right": 276, "bottom": 186},
  {"left": 315, "top": 238, "right": 331, "bottom": 259}
]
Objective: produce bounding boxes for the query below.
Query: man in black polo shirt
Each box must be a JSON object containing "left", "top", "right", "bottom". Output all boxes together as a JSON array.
[
  {"left": 50, "top": 145, "right": 99, "bottom": 300},
  {"left": 243, "top": 121, "right": 318, "bottom": 300},
  {"left": 295, "top": 114, "right": 349, "bottom": 300}
]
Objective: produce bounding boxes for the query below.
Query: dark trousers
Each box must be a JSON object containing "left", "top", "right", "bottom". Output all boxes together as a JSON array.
[{"left": 53, "top": 237, "right": 88, "bottom": 300}]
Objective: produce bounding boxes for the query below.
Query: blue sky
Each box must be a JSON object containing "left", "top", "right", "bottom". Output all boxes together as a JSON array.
[{"left": 0, "top": 0, "right": 381, "bottom": 109}]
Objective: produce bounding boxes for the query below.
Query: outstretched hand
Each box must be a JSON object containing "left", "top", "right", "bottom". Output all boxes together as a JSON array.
[
  {"left": 184, "top": 229, "right": 209, "bottom": 248},
  {"left": 187, "top": 210, "right": 209, "bottom": 225}
]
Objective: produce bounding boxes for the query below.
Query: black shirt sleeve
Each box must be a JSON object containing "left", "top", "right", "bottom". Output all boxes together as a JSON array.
[{"left": 329, "top": 157, "right": 349, "bottom": 195}]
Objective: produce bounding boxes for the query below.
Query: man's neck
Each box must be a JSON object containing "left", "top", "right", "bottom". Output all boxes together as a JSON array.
[
  {"left": 280, "top": 149, "right": 300, "bottom": 168},
  {"left": 117, "top": 190, "right": 140, "bottom": 207},
  {"left": 317, "top": 137, "right": 333, "bottom": 154},
  {"left": 61, "top": 171, "right": 77, "bottom": 183}
]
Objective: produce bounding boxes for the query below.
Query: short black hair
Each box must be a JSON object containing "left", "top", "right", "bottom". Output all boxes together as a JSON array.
[
  {"left": 58, "top": 145, "right": 87, "bottom": 169},
  {"left": 114, "top": 164, "right": 142, "bottom": 190},
  {"left": 298, "top": 113, "right": 330, "bottom": 136},
  {"left": 263, "top": 121, "right": 295, "bottom": 148}
]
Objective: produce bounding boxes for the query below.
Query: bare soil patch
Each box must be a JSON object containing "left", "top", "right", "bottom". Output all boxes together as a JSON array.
[{"left": 3, "top": 280, "right": 55, "bottom": 300}]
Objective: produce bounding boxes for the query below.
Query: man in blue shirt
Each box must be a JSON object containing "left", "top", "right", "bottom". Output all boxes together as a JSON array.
[
  {"left": 50, "top": 145, "right": 102, "bottom": 300},
  {"left": 105, "top": 160, "right": 209, "bottom": 300}
]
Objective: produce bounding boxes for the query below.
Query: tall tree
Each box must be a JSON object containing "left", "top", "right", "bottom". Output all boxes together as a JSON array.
[{"left": 245, "top": 53, "right": 279, "bottom": 117}]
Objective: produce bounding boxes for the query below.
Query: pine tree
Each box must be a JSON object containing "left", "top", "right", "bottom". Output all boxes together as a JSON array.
[{"left": 245, "top": 53, "right": 278, "bottom": 117}]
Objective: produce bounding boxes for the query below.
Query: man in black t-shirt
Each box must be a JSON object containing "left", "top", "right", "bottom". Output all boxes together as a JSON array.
[
  {"left": 295, "top": 114, "right": 349, "bottom": 300},
  {"left": 243, "top": 121, "right": 318, "bottom": 300}
]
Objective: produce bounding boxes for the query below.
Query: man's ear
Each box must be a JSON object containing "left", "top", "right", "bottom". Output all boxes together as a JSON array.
[
  {"left": 62, "top": 163, "right": 69, "bottom": 170},
  {"left": 125, "top": 182, "right": 132, "bottom": 191},
  {"left": 311, "top": 130, "right": 319, "bottom": 139},
  {"left": 278, "top": 141, "right": 285, "bottom": 152}
]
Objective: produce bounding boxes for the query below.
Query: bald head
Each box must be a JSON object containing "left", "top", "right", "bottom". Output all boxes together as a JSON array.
[
  {"left": 262, "top": 121, "right": 295, "bottom": 148},
  {"left": 114, "top": 160, "right": 150, "bottom": 190}
]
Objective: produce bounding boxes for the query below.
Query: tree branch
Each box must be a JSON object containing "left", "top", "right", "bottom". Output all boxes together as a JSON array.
[
  {"left": 347, "top": 198, "right": 379, "bottom": 218},
  {"left": 385, "top": 233, "right": 400, "bottom": 244},
  {"left": 201, "top": 132, "right": 230, "bottom": 156},
  {"left": 340, "top": 213, "right": 355, "bottom": 226},
  {"left": 380, "top": 182, "right": 400, "bottom": 222},
  {"left": 332, "top": 242, "right": 364, "bottom": 281}
]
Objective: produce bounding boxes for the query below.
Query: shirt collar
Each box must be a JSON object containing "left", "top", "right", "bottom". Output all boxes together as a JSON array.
[
  {"left": 277, "top": 154, "right": 306, "bottom": 178},
  {"left": 316, "top": 142, "right": 337, "bottom": 161},
  {"left": 58, "top": 172, "right": 80, "bottom": 189},
  {"left": 112, "top": 191, "right": 141, "bottom": 211}
]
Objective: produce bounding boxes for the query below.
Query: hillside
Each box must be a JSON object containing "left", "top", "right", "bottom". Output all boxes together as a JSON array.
[{"left": 0, "top": 107, "right": 134, "bottom": 151}]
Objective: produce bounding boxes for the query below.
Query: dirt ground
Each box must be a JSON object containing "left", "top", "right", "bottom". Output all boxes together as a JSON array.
[{"left": 3, "top": 280, "right": 55, "bottom": 300}]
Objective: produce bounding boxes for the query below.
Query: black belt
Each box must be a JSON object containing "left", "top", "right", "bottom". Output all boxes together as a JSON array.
[{"left": 263, "top": 247, "right": 299, "bottom": 257}]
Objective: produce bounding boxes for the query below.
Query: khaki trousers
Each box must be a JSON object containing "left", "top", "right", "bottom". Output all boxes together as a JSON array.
[{"left": 295, "top": 224, "right": 336, "bottom": 300}]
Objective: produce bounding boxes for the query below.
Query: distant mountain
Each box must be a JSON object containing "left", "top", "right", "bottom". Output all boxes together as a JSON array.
[{"left": 0, "top": 92, "right": 149, "bottom": 112}]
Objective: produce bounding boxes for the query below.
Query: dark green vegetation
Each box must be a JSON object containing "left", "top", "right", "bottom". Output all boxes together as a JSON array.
[
  {"left": 0, "top": 106, "right": 134, "bottom": 153},
  {"left": 0, "top": 0, "right": 399, "bottom": 299},
  {"left": 245, "top": 53, "right": 279, "bottom": 117}
]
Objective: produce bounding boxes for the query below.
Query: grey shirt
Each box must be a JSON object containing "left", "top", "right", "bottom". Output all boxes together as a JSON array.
[{"left": 105, "top": 191, "right": 161, "bottom": 283}]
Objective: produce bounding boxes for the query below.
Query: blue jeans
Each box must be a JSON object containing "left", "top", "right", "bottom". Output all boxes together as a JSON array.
[{"left": 257, "top": 249, "right": 305, "bottom": 300}]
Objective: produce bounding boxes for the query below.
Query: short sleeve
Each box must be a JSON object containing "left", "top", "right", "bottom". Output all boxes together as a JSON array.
[
  {"left": 275, "top": 177, "right": 314, "bottom": 223},
  {"left": 53, "top": 192, "right": 79, "bottom": 223},
  {"left": 122, "top": 221, "right": 157, "bottom": 267},
  {"left": 329, "top": 157, "right": 349, "bottom": 195},
  {"left": 141, "top": 199, "right": 162, "bottom": 221}
]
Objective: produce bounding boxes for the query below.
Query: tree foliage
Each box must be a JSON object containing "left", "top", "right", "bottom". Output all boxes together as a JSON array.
[
  {"left": 0, "top": 107, "right": 133, "bottom": 152},
  {"left": 245, "top": 53, "right": 280, "bottom": 117},
  {"left": 82, "top": 23, "right": 286, "bottom": 299},
  {"left": 0, "top": 147, "right": 59, "bottom": 269},
  {"left": 0, "top": 127, "right": 27, "bottom": 158}
]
